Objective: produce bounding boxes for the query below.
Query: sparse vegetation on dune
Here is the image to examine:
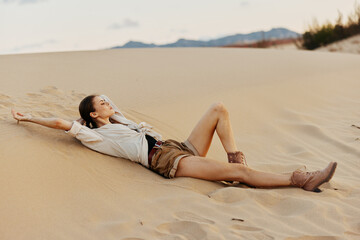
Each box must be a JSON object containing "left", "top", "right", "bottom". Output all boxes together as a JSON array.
[
  {"left": 222, "top": 38, "right": 300, "bottom": 48},
  {"left": 302, "top": 3, "right": 360, "bottom": 50}
]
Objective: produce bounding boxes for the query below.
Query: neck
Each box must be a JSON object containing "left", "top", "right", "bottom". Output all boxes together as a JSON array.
[{"left": 94, "top": 117, "right": 111, "bottom": 128}]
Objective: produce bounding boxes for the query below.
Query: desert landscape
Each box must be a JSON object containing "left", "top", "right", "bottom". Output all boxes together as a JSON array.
[{"left": 0, "top": 47, "right": 360, "bottom": 239}]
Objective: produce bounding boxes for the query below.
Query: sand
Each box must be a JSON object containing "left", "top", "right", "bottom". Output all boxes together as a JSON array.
[
  {"left": 316, "top": 34, "right": 360, "bottom": 54},
  {"left": 0, "top": 48, "right": 360, "bottom": 239}
]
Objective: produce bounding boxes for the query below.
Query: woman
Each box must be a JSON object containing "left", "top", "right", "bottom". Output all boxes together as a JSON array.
[{"left": 11, "top": 94, "right": 337, "bottom": 192}]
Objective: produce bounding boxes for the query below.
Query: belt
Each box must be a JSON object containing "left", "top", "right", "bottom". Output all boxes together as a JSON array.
[{"left": 148, "top": 140, "right": 163, "bottom": 167}]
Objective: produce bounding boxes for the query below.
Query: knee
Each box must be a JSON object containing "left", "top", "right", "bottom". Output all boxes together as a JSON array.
[
  {"left": 210, "top": 102, "right": 228, "bottom": 116},
  {"left": 234, "top": 164, "right": 250, "bottom": 182}
]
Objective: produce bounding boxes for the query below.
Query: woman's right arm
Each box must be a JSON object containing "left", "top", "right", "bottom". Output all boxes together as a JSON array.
[{"left": 11, "top": 109, "right": 73, "bottom": 131}]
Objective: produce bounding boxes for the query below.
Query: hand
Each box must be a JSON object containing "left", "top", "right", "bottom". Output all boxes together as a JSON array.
[
  {"left": 11, "top": 109, "right": 32, "bottom": 122},
  {"left": 76, "top": 117, "right": 85, "bottom": 125}
]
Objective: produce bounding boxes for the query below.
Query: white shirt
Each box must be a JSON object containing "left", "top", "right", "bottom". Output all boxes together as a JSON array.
[{"left": 65, "top": 95, "right": 162, "bottom": 168}]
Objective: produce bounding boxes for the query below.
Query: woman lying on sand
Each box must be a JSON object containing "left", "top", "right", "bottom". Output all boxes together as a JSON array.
[{"left": 12, "top": 95, "right": 337, "bottom": 192}]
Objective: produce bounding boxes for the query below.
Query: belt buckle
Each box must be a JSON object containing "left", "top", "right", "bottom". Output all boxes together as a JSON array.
[{"left": 154, "top": 141, "right": 162, "bottom": 148}]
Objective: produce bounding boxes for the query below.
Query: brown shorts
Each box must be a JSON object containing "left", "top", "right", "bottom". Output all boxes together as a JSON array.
[{"left": 149, "top": 139, "right": 200, "bottom": 178}]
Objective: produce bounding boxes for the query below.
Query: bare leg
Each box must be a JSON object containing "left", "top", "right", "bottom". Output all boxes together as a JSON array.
[
  {"left": 187, "top": 102, "right": 238, "bottom": 157},
  {"left": 175, "top": 156, "right": 291, "bottom": 188}
]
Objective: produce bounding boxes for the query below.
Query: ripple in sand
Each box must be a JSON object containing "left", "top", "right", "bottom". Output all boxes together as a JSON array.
[
  {"left": 0, "top": 93, "right": 14, "bottom": 108},
  {"left": 268, "top": 197, "right": 316, "bottom": 216},
  {"left": 26, "top": 93, "right": 43, "bottom": 98},
  {"left": 40, "top": 86, "right": 64, "bottom": 96},
  {"left": 0, "top": 101, "right": 14, "bottom": 108},
  {"left": 7, "top": 87, "right": 87, "bottom": 121},
  {"left": 285, "top": 236, "right": 338, "bottom": 240},
  {"left": 0, "top": 93, "right": 11, "bottom": 100}
]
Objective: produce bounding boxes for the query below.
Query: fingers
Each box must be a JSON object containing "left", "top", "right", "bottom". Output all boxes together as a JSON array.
[
  {"left": 11, "top": 109, "right": 24, "bottom": 121},
  {"left": 11, "top": 109, "right": 18, "bottom": 120},
  {"left": 11, "top": 109, "right": 21, "bottom": 116}
]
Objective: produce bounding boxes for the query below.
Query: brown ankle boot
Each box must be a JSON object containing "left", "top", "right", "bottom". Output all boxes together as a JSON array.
[
  {"left": 228, "top": 151, "right": 248, "bottom": 166},
  {"left": 224, "top": 151, "right": 248, "bottom": 184},
  {"left": 291, "top": 162, "right": 337, "bottom": 192}
]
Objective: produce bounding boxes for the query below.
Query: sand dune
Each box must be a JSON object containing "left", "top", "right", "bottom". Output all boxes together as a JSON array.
[
  {"left": 316, "top": 34, "right": 360, "bottom": 54},
  {"left": 1, "top": 48, "right": 360, "bottom": 239}
]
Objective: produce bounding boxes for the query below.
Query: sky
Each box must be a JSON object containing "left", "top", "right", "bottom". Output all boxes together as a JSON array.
[{"left": 0, "top": 0, "right": 358, "bottom": 55}]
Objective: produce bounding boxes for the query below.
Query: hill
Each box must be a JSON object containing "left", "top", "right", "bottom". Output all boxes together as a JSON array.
[{"left": 111, "top": 27, "right": 300, "bottom": 49}]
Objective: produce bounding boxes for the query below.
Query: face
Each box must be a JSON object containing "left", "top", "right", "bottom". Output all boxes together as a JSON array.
[{"left": 90, "top": 96, "right": 115, "bottom": 119}]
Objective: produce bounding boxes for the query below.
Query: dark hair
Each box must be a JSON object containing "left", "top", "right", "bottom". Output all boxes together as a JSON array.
[{"left": 79, "top": 95, "right": 98, "bottom": 129}]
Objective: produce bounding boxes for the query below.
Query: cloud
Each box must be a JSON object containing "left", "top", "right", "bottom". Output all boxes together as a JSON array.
[
  {"left": 170, "top": 28, "right": 188, "bottom": 34},
  {"left": 240, "top": 1, "right": 249, "bottom": 7},
  {"left": 8, "top": 39, "right": 57, "bottom": 53},
  {"left": 109, "top": 18, "right": 139, "bottom": 30},
  {"left": 0, "top": 0, "right": 46, "bottom": 4}
]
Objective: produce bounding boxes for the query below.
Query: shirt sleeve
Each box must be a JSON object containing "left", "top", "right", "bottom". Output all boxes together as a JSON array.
[{"left": 65, "top": 121, "right": 103, "bottom": 143}]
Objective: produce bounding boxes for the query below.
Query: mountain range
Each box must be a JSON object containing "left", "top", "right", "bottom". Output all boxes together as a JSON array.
[{"left": 111, "top": 27, "right": 300, "bottom": 49}]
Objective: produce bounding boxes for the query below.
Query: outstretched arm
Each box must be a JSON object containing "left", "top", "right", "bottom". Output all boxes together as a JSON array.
[{"left": 11, "top": 109, "right": 72, "bottom": 131}]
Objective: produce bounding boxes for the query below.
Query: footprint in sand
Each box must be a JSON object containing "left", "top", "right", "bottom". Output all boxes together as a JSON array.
[
  {"left": 121, "top": 238, "right": 144, "bottom": 240},
  {"left": 156, "top": 221, "right": 213, "bottom": 240},
  {"left": 231, "top": 224, "right": 262, "bottom": 231},
  {"left": 208, "top": 187, "right": 248, "bottom": 203},
  {"left": 173, "top": 211, "right": 215, "bottom": 224}
]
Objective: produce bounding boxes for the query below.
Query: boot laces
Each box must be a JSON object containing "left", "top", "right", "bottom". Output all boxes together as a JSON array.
[
  {"left": 306, "top": 170, "right": 320, "bottom": 176},
  {"left": 240, "top": 152, "right": 247, "bottom": 165}
]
